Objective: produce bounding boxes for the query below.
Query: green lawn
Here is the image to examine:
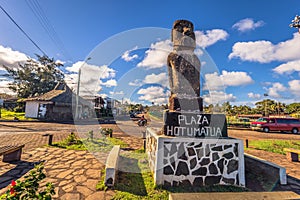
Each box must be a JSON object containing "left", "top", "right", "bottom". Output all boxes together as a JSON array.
[
  {"left": 0, "top": 109, "right": 24, "bottom": 120},
  {"left": 0, "top": 109, "right": 35, "bottom": 121},
  {"left": 247, "top": 139, "right": 300, "bottom": 154},
  {"left": 51, "top": 133, "right": 128, "bottom": 152}
]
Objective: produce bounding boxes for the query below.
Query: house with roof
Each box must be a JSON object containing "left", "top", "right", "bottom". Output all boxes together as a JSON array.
[{"left": 24, "top": 82, "right": 91, "bottom": 121}]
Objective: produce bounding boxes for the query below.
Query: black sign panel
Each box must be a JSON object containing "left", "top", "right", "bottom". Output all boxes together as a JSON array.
[{"left": 163, "top": 111, "right": 228, "bottom": 138}]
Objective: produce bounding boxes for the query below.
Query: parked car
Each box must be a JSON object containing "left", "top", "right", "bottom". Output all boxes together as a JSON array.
[
  {"left": 251, "top": 117, "right": 270, "bottom": 130},
  {"left": 260, "top": 118, "right": 300, "bottom": 134}
]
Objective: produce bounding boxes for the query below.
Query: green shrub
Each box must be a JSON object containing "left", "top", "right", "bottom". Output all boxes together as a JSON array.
[
  {"left": 100, "top": 128, "right": 113, "bottom": 137},
  {"left": 0, "top": 163, "right": 55, "bottom": 200},
  {"left": 65, "top": 132, "right": 82, "bottom": 145}
]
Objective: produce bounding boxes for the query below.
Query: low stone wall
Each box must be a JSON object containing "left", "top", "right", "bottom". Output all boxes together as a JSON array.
[
  {"left": 146, "top": 128, "right": 245, "bottom": 187},
  {"left": 105, "top": 145, "right": 120, "bottom": 187},
  {"left": 146, "top": 128, "right": 158, "bottom": 173},
  {"left": 244, "top": 153, "right": 286, "bottom": 185}
]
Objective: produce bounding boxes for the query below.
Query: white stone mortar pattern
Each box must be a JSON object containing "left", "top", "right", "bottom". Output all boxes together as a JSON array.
[{"left": 146, "top": 128, "right": 245, "bottom": 187}]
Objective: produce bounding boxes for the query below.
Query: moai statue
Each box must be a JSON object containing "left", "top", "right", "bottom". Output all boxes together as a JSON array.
[{"left": 167, "top": 19, "right": 203, "bottom": 112}]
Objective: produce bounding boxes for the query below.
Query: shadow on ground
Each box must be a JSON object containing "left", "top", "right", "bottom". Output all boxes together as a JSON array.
[
  {"left": 0, "top": 160, "right": 39, "bottom": 189},
  {"left": 115, "top": 155, "right": 147, "bottom": 196}
]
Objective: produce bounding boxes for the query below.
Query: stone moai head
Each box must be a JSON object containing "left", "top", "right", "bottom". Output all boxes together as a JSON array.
[{"left": 171, "top": 20, "right": 196, "bottom": 51}]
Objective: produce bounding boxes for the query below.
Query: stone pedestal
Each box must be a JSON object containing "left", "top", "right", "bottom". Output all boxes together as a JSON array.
[
  {"left": 146, "top": 128, "right": 245, "bottom": 187},
  {"left": 169, "top": 96, "right": 203, "bottom": 111}
]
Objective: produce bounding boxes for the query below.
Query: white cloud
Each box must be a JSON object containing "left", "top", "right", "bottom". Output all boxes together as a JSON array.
[
  {"left": 288, "top": 80, "right": 300, "bottom": 97},
  {"left": 64, "top": 73, "right": 78, "bottom": 90},
  {"left": 109, "top": 91, "right": 124, "bottom": 95},
  {"left": 0, "top": 45, "right": 28, "bottom": 69},
  {"left": 55, "top": 59, "right": 65, "bottom": 65},
  {"left": 128, "top": 79, "right": 142, "bottom": 86},
  {"left": 137, "top": 29, "right": 228, "bottom": 69},
  {"left": 203, "top": 91, "right": 236, "bottom": 104},
  {"left": 194, "top": 48, "right": 203, "bottom": 56},
  {"left": 0, "top": 80, "right": 15, "bottom": 95},
  {"left": 121, "top": 46, "right": 138, "bottom": 62},
  {"left": 267, "top": 82, "right": 287, "bottom": 98},
  {"left": 229, "top": 33, "right": 300, "bottom": 63},
  {"left": 248, "top": 92, "right": 261, "bottom": 99},
  {"left": 204, "top": 70, "right": 254, "bottom": 90},
  {"left": 65, "top": 62, "right": 116, "bottom": 96},
  {"left": 65, "top": 61, "right": 83, "bottom": 72},
  {"left": 66, "top": 62, "right": 116, "bottom": 79},
  {"left": 143, "top": 72, "right": 168, "bottom": 87},
  {"left": 273, "top": 60, "right": 300, "bottom": 75},
  {"left": 232, "top": 18, "right": 264, "bottom": 32},
  {"left": 195, "top": 29, "right": 229, "bottom": 48},
  {"left": 101, "top": 79, "right": 117, "bottom": 87},
  {"left": 137, "top": 40, "right": 172, "bottom": 69},
  {"left": 137, "top": 86, "right": 169, "bottom": 104}
]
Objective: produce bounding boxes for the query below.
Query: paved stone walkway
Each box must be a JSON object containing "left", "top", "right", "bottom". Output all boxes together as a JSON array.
[{"left": 0, "top": 147, "right": 114, "bottom": 199}]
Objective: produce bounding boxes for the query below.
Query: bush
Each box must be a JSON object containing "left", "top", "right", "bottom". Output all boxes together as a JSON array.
[
  {"left": 100, "top": 128, "right": 113, "bottom": 137},
  {"left": 65, "top": 132, "right": 82, "bottom": 145},
  {"left": 0, "top": 163, "right": 55, "bottom": 200}
]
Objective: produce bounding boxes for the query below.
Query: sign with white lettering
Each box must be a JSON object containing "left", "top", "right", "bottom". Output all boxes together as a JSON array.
[{"left": 163, "top": 111, "right": 227, "bottom": 138}]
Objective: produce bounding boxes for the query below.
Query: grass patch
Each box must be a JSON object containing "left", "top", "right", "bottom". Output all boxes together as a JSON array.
[
  {"left": 111, "top": 149, "right": 246, "bottom": 200},
  {"left": 51, "top": 132, "right": 128, "bottom": 152},
  {"left": 112, "top": 150, "right": 168, "bottom": 200},
  {"left": 0, "top": 109, "right": 35, "bottom": 121},
  {"left": 247, "top": 139, "right": 300, "bottom": 154},
  {"left": 96, "top": 168, "right": 108, "bottom": 191}
]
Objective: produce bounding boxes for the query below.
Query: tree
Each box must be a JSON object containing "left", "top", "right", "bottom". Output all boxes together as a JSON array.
[
  {"left": 286, "top": 103, "right": 300, "bottom": 114},
  {"left": 255, "top": 99, "right": 276, "bottom": 116},
  {"left": 221, "top": 101, "right": 232, "bottom": 115},
  {"left": 3, "top": 55, "right": 64, "bottom": 98}
]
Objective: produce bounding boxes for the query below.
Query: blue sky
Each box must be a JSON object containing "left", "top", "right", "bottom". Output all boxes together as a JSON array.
[{"left": 0, "top": 0, "right": 300, "bottom": 106}]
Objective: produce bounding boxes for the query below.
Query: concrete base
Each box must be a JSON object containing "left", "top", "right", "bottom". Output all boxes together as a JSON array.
[
  {"left": 146, "top": 128, "right": 245, "bottom": 187},
  {"left": 169, "top": 191, "right": 300, "bottom": 200},
  {"left": 245, "top": 153, "right": 287, "bottom": 185},
  {"left": 105, "top": 145, "right": 120, "bottom": 187}
]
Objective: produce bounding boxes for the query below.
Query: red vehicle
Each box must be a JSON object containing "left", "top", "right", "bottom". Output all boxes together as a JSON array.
[
  {"left": 251, "top": 117, "right": 270, "bottom": 130},
  {"left": 260, "top": 118, "right": 300, "bottom": 134}
]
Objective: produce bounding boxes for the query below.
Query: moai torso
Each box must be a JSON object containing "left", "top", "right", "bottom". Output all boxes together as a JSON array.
[{"left": 167, "top": 20, "right": 201, "bottom": 111}]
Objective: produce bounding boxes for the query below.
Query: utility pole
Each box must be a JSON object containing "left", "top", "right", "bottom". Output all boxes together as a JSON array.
[
  {"left": 75, "top": 68, "right": 81, "bottom": 120},
  {"left": 75, "top": 57, "right": 91, "bottom": 120},
  {"left": 264, "top": 93, "right": 269, "bottom": 117}
]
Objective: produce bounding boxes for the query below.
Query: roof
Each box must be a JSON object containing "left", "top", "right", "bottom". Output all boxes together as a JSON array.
[{"left": 25, "top": 82, "right": 75, "bottom": 104}]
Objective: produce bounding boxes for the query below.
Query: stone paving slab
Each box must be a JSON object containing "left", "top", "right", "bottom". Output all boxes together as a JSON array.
[{"left": 0, "top": 147, "right": 115, "bottom": 199}]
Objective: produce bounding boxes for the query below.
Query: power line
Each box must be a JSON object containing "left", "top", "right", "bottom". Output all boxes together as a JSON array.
[
  {"left": 0, "top": 4, "right": 47, "bottom": 56},
  {"left": 25, "top": 0, "right": 73, "bottom": 61}
]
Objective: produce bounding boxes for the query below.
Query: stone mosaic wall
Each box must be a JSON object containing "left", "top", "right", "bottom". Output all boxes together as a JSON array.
[
  {"left": 146, "top": 128, "right": 245, "bottom": 187},
  {"left": 162, "top": 141, "right": 240, "bottom": 186}
]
